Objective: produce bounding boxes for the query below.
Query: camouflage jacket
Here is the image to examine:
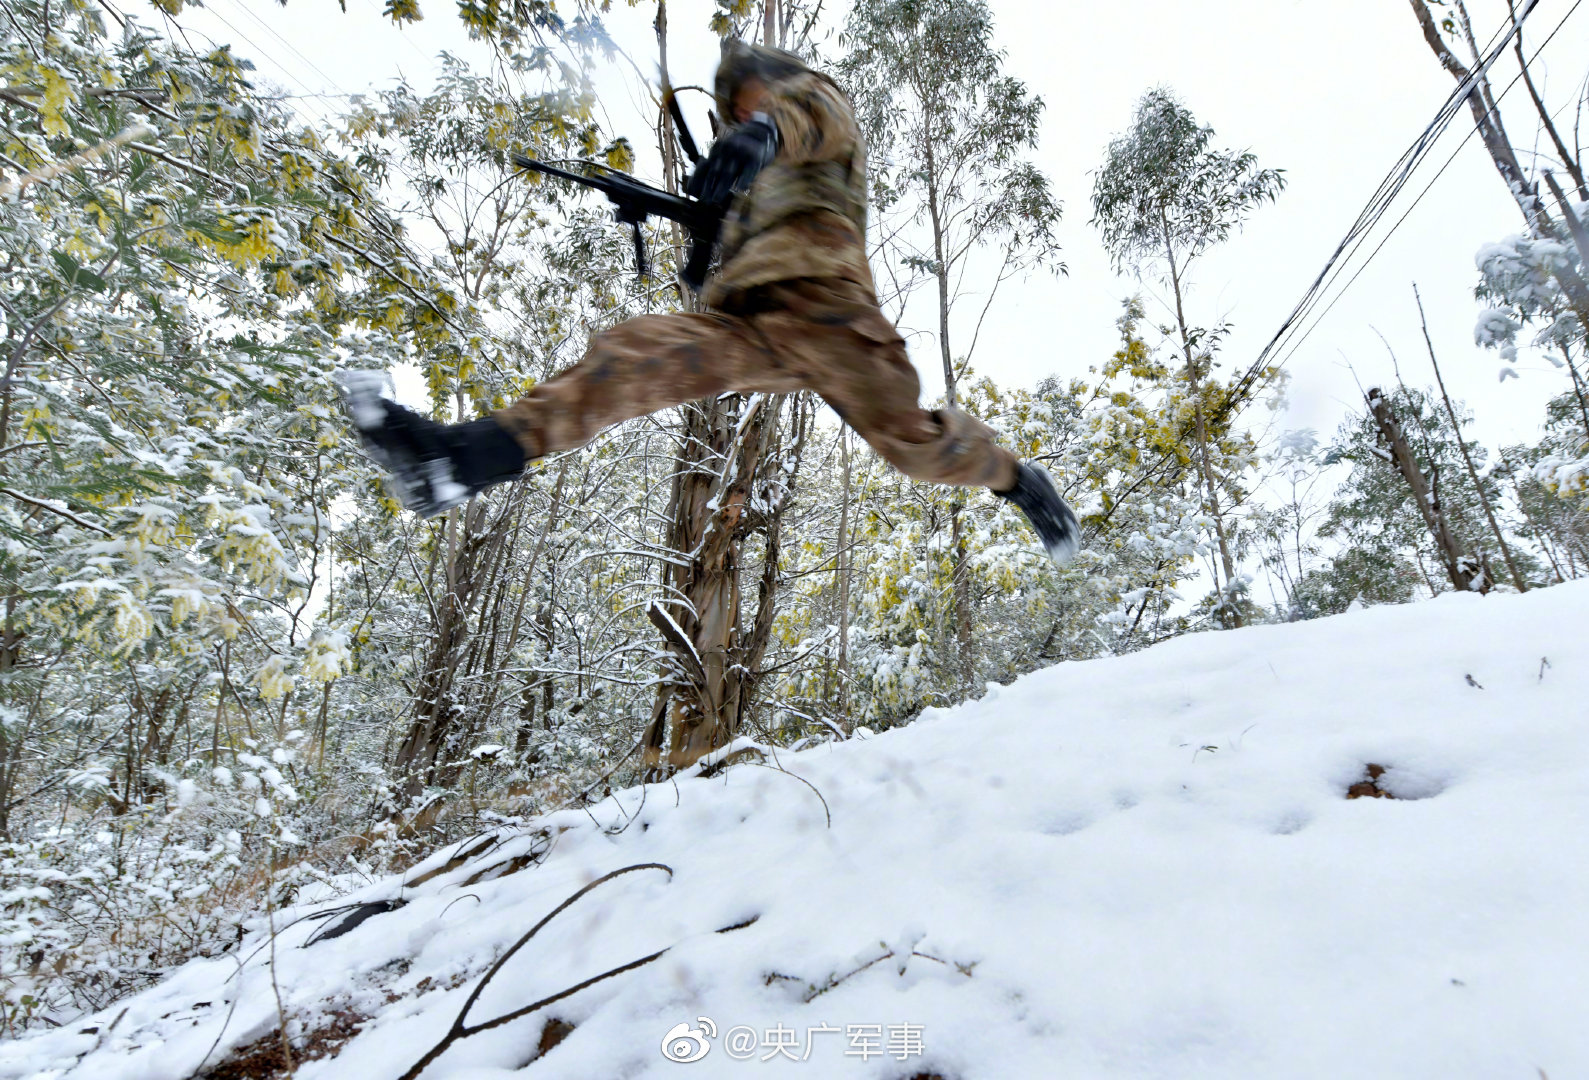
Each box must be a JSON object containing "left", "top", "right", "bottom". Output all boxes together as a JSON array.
[{"left": 703, "top": 68, "right": 874, "bottom": 309}]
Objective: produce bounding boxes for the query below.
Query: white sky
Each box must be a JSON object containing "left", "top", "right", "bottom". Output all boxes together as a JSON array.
[{"left": 167, "top": 0, "right": 1589, "bottom": 455}]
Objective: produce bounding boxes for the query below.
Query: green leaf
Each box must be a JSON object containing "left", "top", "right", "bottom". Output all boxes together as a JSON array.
[{"left": 51, "top": 250, "right": 108, "bottom": 293}]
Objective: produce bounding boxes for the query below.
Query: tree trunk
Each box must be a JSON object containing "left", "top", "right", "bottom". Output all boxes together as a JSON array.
[
  {"left": 1413, "top": 285, "right": 1528, "bottom": 591},
  {"left": 950, "top": 503, "right": 972, "bottom": 686},
  {"left": 1164, "top": 225, "right": 1241, "bottom": 626},
  {"left": 1366, "top": 386, "right": 1486, "bottom": 592},
  {"left": 392, "top": 499, "right": 505, "bottom": 798},
  {"left": 1543, "top": 169, "right": 1589, "bottom": 296},
  {"left": 923, "top": 131, "right": 954, "bottom": 407},
  {"left": 923, "top": 124, "right": 974, "bottom": 682},
  {"left": 1409, "top": 0, "right": 1540, "bottom": 225},
  {"left": 1513, "top": 478, "right": 1566, "bottom": 582},
  {"left": 1409, "top": 0, "right": 1589, "bottom": 329},
  {"left": 1557, "top": 343, "right": 1589, "bottom": 450},
  {"left": 836, "top": 428, "right": 852, "bottom": 727},
  {"left": 644, "top": 394, "right": 791, "bottom": 773},
  {"left": 1511, "top": 1, "right": 1588, "bottom": 198},
  {"left": 0, "top": 709, "right": 16, "bottom": 838},
  {"left": 641, "top": 0, "right": 799, "bottom": 773}
]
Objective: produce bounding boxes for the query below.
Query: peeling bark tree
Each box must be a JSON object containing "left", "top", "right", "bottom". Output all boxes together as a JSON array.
[
  {"left": 644, "top": 394, "right": 806, "bottom": 772},
  {"left": 1366, "top": 386, "right": 1487, "bottom": 593},
  {"left": 1409, "top": 0, "right": 1589, "bottom": 325},
  {"left": 640, "top": 0, "right": 808, "bottom": 773}
]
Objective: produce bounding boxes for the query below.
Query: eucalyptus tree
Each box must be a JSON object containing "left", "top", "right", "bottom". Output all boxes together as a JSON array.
[
  {"left": 1410, "top": 1, "right": 1589, "bottom": 506},
  {"left": 630, "top": 0, "right": 842, "bottom": 774},
  {"left": 838, "top": 0, "right": 1062, "bottom": 403},
  {"left": 1316, "top": 386, "right": 1538, "bottom": 604},
  {"left": 837, "top": 0, "right": 1063, "bottom": 690},
  {"left": 1090, "top": 87, "right": 1284, "bottom": 627}
]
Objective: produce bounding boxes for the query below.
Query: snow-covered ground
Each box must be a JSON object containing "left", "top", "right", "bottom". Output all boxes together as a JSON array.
[{"left": 11, "top": 583, "right": 1589, "bottom": 1080}]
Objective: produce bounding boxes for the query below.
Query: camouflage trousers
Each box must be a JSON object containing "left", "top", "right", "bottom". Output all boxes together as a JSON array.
[{"left": 493, "top": 278, "right": 1020, "bottom": 491}]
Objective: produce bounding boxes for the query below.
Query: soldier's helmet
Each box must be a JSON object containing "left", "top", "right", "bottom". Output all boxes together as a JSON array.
[{"left": 714, "top": 38, "right": 810, "bottom": 121}]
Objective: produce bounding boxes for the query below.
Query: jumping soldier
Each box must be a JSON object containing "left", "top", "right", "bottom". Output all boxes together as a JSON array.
[{"left": 340, "top": 39, "right": 1081, "bottom": 565}]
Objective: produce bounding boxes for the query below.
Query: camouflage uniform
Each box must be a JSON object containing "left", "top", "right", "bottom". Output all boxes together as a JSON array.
[{"left": 493, "top": 43, "right": 1020, "bottom": 492}]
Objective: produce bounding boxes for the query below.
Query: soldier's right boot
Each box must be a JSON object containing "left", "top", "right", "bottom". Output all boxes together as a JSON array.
[{"left": 995, "top": 462, "right": 1081, "bottom": 566}]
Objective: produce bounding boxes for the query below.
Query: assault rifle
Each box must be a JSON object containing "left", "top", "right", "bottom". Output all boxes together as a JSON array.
[{"left": 511, "top": 154, "right": 722, "bottom": 291}]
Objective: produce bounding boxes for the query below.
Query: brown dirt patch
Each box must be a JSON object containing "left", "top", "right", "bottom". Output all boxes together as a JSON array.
[
  {"left": 536, "top": 1017, "right": 575, "bottom": 1057},
  {"left": 197, "top": 1008, "right": 365, "bottom": 1080},
  {"left": 1346, "top": 763, "right": 1394, "bottom": 799}
]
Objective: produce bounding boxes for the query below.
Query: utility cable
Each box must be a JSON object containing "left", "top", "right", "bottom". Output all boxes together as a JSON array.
[
  {"left": 220, "top": 0, "right": 352, "bottom": 105},
  {"left": 1259, "top": 0, "right": 1586, "bottom": 404},
  {"left": 1243, "top": 0, "right": 1587, "bottom": 410},
  {"left": 185, "top": 3, "right": 343, "bottom": 127},
  {"left": 1234, "top": 6, "right": 1524, "bottom": 388},
  {"left": 1224, "top": 0, "right": 1555, "bottom": 415}
]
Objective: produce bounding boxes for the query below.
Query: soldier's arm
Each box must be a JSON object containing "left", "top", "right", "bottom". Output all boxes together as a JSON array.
[{"left": 755, "top": 72, "right": 859, "bottom": 166}]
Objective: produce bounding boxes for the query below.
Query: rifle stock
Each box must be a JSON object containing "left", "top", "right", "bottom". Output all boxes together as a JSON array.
[{"left": 511, "top": 154, "right": 722, "bottom": 291}]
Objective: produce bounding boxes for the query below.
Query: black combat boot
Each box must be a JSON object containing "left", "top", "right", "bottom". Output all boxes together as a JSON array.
[
  {"left": 995, "top": 462, "right": 1081, "bottom": 566},
  {"left": 335, "top": 370, "right": 526, "bottom": 518}
]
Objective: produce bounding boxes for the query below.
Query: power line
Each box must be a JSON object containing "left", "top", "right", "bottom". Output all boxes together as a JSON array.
[
  {"left": 1236, "top": 6, "right": 1524, "bottom": 389},
  {"left": 190, "top": 3, "right": 343, "bottom": 127},
  {"left": 1225, "top": 0, "right": 1560, "bottom": 414},
  {"left": 1230, "top": 2, "right": 1525, "bottom": 395},
  {"left": 356, "top": 0, "right": 436, "bottom": 68},
  {"left": 1248, "top": 0, "right": 1587, "bottom": 402},
  {"left": 220, "top": 0, "right": 352, "bottom": 104}
]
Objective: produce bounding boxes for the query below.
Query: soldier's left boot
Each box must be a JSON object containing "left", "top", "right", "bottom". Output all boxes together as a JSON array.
[
  {"left": 335, "top": 370, "right": 525, "bottom": 518},
  {"left": 995, "top": 462, "right": 1082, "bottom": 566}
]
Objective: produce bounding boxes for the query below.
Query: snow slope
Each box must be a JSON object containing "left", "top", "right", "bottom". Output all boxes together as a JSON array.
[{"left": 11, "top": 583, "right": 1589, "bottom": 1080}]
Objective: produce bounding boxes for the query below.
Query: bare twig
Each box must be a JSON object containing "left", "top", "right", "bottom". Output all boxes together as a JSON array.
[
  {"left": 187, "top": 955, "right": 247, "bottom": 1078},
  {"left": 0, "top": 488, "right": 111, "bottom": 535},
  {"left": 0, "top": 123, "right": 154, "bottom": 199},
  {"left": 1414, "top": 284, "right": 1527, "bottom": 591},
  {"left": 752, "top": 750, "right": 832, "bottom": 829},
  {"left": 264, "top": 885, "right": 295, "bottom": 1076},
  {"left": 397, "top": 863, "right": 674, "bottom": 1080}
]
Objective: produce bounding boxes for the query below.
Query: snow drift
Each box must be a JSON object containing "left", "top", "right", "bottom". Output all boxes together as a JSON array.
[{"left": 10, "top": 582, "right": 1589, "bottom": 1079}]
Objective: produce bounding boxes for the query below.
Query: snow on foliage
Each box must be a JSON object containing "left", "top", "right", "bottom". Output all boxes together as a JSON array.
[{"left": 1471, "top": 233, "right": 1589, "bottom": 494}]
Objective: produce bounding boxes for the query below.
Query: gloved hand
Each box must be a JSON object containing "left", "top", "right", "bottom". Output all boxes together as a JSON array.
[{"left": 687, "top": 113, "right": 779, "bottom": 205}]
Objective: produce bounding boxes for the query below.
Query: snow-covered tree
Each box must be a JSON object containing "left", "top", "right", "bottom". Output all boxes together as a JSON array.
[
  {"left": 1090, "top": 87, "right": 1284, "bottom": 627},
  {"left": 1304, "top": 386, "right": 1540, "bottom": 613},
  {"left": 837, "top": 0, "right": 1062, "bottom": 690}
]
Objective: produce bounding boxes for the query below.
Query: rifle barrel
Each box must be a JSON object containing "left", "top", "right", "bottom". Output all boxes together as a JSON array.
[
  {"left": 510, "top": 154, "right": 595, "bottom": 187},
  {"left": 510, "top": 152, "right": 722, "bottom": 289}
]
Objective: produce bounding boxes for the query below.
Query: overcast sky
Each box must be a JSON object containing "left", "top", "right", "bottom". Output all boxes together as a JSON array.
[{"left": 169, "top": 0, "right": 1589, "bottom": 455}]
